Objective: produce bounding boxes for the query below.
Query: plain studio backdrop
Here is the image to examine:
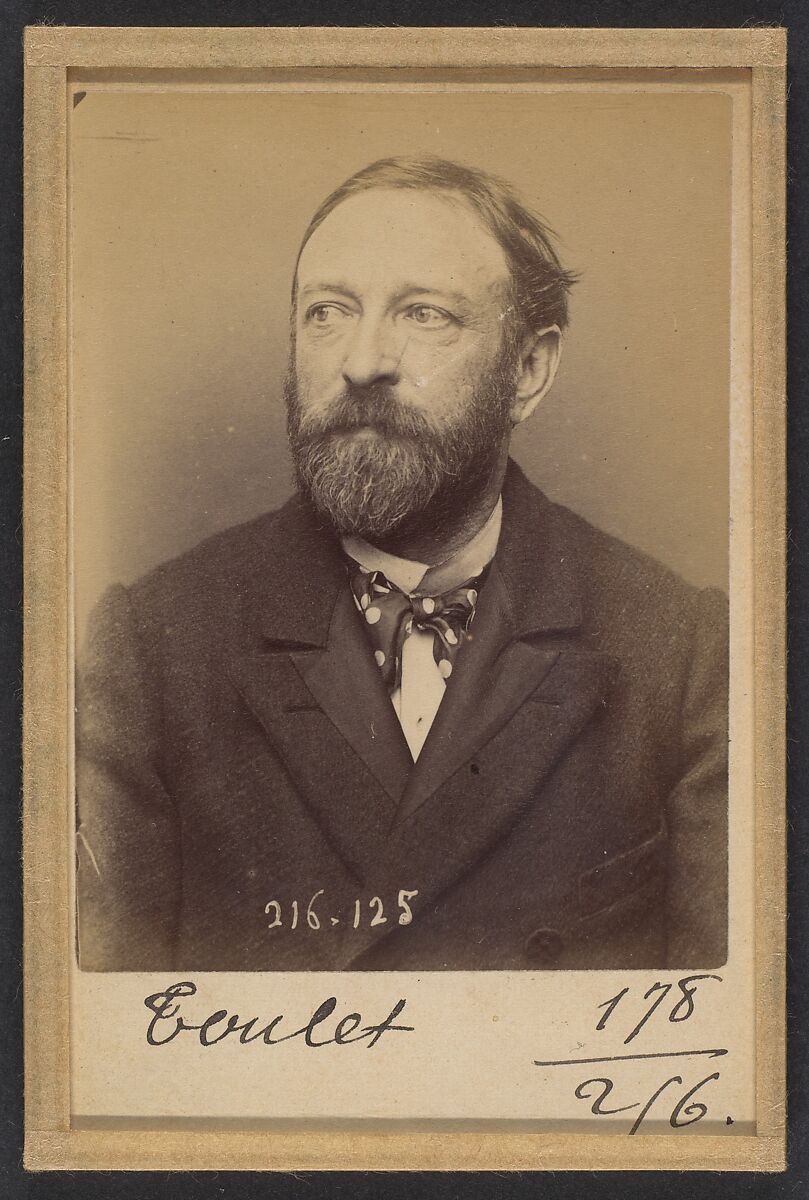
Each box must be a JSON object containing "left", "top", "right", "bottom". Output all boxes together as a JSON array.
[{"left": 70, "top": 83, "right": 731, "bottom": 637}]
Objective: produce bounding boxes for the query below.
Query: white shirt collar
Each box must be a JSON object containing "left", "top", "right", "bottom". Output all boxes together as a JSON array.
[{"left": 342, "top": 497, "right": 503, "bottom": 595}]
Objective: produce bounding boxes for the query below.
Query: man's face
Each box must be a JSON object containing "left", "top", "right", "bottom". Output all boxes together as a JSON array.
[{"left": 286, "top": 187, "right": 519, "bottom": 544}]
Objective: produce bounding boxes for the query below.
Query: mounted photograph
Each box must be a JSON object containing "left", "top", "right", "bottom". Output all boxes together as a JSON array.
[{"left": 23, "top": 26, "right": 785, "bottom": 1172}]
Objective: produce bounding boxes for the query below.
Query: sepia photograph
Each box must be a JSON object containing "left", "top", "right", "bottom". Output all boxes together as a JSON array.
[
  {"left": 22, "top": 25, "right": 785, "bottom": 1170},
  {"left": 73, "top": 85, "right": 729, "bottom": 974}
]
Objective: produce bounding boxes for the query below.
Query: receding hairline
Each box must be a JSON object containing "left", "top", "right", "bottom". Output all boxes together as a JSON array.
[{"left": 297, "top": 185, "right": 511, "bottom": 264}]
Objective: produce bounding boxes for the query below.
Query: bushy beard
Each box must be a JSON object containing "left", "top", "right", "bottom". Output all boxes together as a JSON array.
[{"left": 285, "top": 348, "right": 516, "bottom": 545}]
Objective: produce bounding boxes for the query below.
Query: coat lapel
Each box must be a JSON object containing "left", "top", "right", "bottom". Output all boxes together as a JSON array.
[
  {"left": 337, "top": 462, "right": 620, "bottom": 966},
  {"left": 288, "top": 590, "right": 413, "bottom": 804},
  {"left": 228, "top": 496, "right": 411, "bottom": 883},
  {"left": 398, "top": 462, "right": 595, "bottom": 821}
]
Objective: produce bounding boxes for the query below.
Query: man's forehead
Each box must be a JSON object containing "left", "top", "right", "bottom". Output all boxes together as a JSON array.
[{"left": 296, "top": 187, "right": 510, "bottom": 296}]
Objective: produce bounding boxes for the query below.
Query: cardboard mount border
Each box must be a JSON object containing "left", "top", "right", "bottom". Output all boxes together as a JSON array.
[{"left": 22, "top": 25, "right": 786, "bottom": 1173}]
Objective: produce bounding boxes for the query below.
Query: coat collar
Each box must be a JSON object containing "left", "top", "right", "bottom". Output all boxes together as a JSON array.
[{"left": 495, "top": 459, "right": 584, "bottom": 638}]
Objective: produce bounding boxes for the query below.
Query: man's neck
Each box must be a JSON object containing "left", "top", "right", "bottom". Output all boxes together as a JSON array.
[
  {"left": 370, "top": 448, "right": 509, "bottom": 567},
  {"left": 343, "top": 496, "right": 502, "bottom": 597}
]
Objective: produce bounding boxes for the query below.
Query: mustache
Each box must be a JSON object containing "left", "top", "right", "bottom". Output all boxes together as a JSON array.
[{"left": 292, "top": 383, "right": 435, "bottom": 442}]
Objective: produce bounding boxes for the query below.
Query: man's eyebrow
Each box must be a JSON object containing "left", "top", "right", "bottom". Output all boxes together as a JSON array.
[
  {"left": 394, "top": 285, "right": 475, "bottom": 308},
  {"left": 298, "top": 281, "right": 481, "bottom": 308},
  {"left": 298, "top": 282, "right": 358, "bottom": 300}
]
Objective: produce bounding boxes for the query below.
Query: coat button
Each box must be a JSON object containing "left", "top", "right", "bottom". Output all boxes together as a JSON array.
[{"left": 524, "top": 928, "right": 564, "bottom": 965}]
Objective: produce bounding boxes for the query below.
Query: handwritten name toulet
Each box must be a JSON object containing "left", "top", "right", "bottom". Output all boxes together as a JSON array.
[{"left": 143, "top": 981, "right": 414, "bottom": 1048}]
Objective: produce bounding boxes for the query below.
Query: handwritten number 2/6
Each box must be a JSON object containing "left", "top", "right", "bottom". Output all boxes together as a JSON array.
[
  {"left": 595, "top": 975, "right": 723, "bottom": 1044},
  {"left": 576, "top": 1072, "right": 720, "bottom": 1135}
]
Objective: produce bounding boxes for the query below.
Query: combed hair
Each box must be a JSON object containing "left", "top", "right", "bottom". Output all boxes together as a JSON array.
[{"left": 294, "top": 155, "right": 577, "bottom": 336}]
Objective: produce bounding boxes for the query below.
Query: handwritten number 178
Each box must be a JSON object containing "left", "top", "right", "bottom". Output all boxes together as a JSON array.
[{"left": 595, "top": 974, "right": 723, "bottom": 1044}]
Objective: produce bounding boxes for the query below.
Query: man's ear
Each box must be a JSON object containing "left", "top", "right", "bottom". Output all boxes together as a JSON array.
[{"left": 510, "top": 326, "right": 562, "bottom": 425}]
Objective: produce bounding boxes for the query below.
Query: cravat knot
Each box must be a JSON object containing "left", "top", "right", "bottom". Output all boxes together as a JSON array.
[{"left": 347, "top": 563, "right": 484, "bottom": 693}]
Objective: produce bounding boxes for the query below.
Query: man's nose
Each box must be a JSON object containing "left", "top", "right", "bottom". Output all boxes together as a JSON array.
[{"left": 341, "top": 315, "right": 401, "bottom": 388}]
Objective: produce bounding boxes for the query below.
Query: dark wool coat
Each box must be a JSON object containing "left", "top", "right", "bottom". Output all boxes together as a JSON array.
[{"left": 76, "top": 461, "right": 728, "bottom": 971}]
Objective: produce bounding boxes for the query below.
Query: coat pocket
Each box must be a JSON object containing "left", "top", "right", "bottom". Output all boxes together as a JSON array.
[{"left": 578, "top": 824, "right": 667, "bottom": 920}]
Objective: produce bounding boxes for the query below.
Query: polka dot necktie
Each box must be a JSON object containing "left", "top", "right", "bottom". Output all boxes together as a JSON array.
[{"left": 347, "top": 563, "right": 486, "bottom": 694}]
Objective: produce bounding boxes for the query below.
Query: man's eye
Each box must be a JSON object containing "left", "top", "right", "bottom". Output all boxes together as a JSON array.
[
  {"left": 305, "top": 304, "right": 348, "bottom": 325},
  {"left": 405, "top": 305, "right": 452, "bottom": 328}
]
